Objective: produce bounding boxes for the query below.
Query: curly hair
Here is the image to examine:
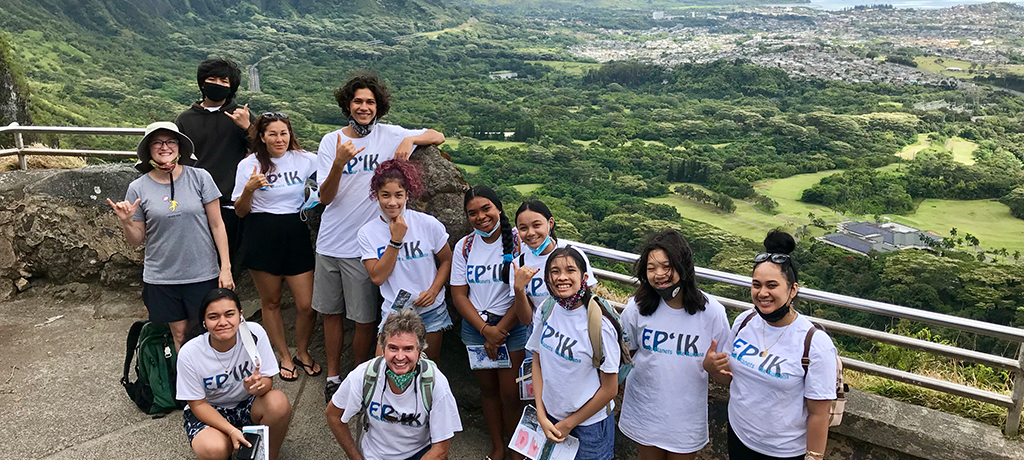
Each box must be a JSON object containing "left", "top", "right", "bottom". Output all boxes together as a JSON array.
[
  {"left": 378, "top": 308, "right": 428, "bottom": 352},
  {"left": 369, "top": 159, "right": 425, "bottom": 200},
  {"left": 334, "top": 72, "right": 391, "bottom": 119},
  {"left": 249, "top": 113, "right": 302, "bottom": 174}
]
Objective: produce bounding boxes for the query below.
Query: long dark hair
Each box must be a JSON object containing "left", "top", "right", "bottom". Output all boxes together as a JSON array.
[
  {"left": 633, "top": 229, "right": 707, "bottom": 316},
  {"left": 464, "top": 185, "right": 515, "bottom": 284},
  {"left": 183, "top": 288, "right": 243, "bottom": 345},
  {"left": 544, "top": 246, "right": 623, "bottom": 343},
  {"left": 515, "top": 200, "right": 557, "bottom": 241},
  {"left": 250, "top": 113, "right": 302, "bottom": 174}
]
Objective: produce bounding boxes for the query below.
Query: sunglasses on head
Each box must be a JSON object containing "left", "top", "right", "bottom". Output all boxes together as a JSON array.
[
  {"left": 754, "top": 252, "right": 790, "bottom": 264},
  {"left": 261, "top": 112, "right": 289, "bottom": 119}
]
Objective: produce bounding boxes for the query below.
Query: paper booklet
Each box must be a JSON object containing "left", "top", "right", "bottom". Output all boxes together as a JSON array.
[
  {"left": 241, "top": 425, "right": 270, "bottom": 460},
  {"left": 508, "top": 405, "right": 580, "bottom": 460},
  {"left": 466, "top": 344, "right": 512, "bottom": 370},
  {"left": 518, "top": 355, "right": 534, "bottom": 400}
]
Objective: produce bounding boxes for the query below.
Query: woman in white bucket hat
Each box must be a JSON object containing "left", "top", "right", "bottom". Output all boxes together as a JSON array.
[{"left": 108, "top": 121, "right": 235, "bottom": 351}]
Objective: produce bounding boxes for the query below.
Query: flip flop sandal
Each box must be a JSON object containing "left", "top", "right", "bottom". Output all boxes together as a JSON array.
[
  {"left": 279, "top": 364, "right": 299, "bottom": 382},
  {"left": 293, "top": 356, "right": 323, "bottom": 377}
]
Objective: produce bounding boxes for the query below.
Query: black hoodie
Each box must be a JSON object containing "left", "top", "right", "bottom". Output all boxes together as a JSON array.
[{"left": 174, "top": 100, "right": 256, "bottom": 206}]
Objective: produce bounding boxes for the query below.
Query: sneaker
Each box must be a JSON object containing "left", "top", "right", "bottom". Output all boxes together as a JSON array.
[{"left": 324, "top": 379, "right": 340, "bottom": 405}]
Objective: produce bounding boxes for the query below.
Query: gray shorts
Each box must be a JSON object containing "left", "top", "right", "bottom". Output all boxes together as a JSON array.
[{"left": 312, "top": 253, "right": 381, "bottom": 324}]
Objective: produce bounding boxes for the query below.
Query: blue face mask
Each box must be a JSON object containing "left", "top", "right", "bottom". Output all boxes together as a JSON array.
[
  {"left": 473, "top": 221, "right": 499, "bottom": 238},
  {"left": 530, "top": 235, "right": 553, "bottom": 256}
]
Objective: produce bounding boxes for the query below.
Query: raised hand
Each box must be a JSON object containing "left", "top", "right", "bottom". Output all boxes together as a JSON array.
[
  {"left": 513, "top": 262, "right": 540, "bottom": 292},
  {"left": 334, "top": 136, "right": 365, "bottom": 168},
  {"left": 107, "top": 198, "right": 141, "bottom": 223},
  {"left": 703, "top": 339, "right": 732, "bottom": 377},
  {"left": 226, "top": 103, "right": 251, "bottom": 130},
  {"left": 244, "top": 165, "right": 269, "bottom": 192},
  {"left": 389, "top": 215, "right": 408, "bottom": 242},
  {"left": 243, "top": 366, "right": 266, "bottom": 395}
]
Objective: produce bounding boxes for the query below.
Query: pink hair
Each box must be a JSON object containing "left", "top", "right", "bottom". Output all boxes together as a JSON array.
[{"left": 369, "top": 159, "right": 425, "bottom": 200}]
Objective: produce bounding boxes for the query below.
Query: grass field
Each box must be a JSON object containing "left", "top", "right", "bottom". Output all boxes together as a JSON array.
[
  {"left": 444, "top": 138, "right": 526, "bottom": 150},
  {"left": 526, "top": 60, "right": 601, "bottom": 74},
  {"left": 886, "top": 199, "right": 1024, "bottom": 254},
  {"left": 945, "top": 137, "right": 978, "bottom": 165},
  {"left": 454, "top": 163, "right": 480, "bottom": 173},
  {"left": 513, "top": 183, "right": 542, "bottom": 195},
  {"left": 897, "top": 133, "right": 934, "bottom": 160},
  {"left": 914, "top": 56, "right": 977, "bottom": 79}
]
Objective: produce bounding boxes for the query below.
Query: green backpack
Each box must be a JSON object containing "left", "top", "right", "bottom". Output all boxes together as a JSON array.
[
  {"left": 121, "top": 321, "right": 183, "bottom": 415},
  {"left": 354, "top": 356, "right": 437, "bottom": 455}
]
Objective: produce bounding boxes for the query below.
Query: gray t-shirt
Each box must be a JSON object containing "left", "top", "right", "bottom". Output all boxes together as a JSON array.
[{"left": 125, "top": 166, "right": 221, "bottom": 284}]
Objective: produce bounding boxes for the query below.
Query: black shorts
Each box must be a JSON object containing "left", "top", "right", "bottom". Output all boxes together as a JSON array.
[
  {"left": 239, "top": 212, "right": 315, "bottom": 277},
  {"left": 141, "top": 278, "right": 219, "bottom": 323}
]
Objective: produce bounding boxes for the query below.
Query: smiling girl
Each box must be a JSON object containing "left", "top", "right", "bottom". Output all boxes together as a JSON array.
[
  {"left": 704, "top": 230, "right": 838, "bottom": 460},
  {"left": 231, "top": 112, "right": 319, "bottom": 382},
  {"left": 618, "top": 229, "right": 730, "bottom": 460},
  {"left": 358, "top": 159, "right": 453, "bottom": 362},
  {"left": 177, "top": 288, "right": 291, "bottom": 460}
]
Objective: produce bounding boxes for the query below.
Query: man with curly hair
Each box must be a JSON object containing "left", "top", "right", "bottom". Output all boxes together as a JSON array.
[{"left": 315, "top": 72, "right": 445, "bottom": 403}]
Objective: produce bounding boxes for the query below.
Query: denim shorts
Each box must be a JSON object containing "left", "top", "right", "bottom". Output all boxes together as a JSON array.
[
  {"left": 379, "top": 302, "right": 453, "bottom": 334},
  {"left": 546, "top": 412, "right": 615, "bottom": 460},
  {"left": 460, "top": 310, "right": 531, "bottom": 352},
  {"left": 183, "top": 395, "right": 255, "bottom": 442}
]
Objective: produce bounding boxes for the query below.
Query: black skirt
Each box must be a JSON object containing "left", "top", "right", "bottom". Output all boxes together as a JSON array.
[{"left": 239, "top": 212, "right": 315, "bottom": 276}]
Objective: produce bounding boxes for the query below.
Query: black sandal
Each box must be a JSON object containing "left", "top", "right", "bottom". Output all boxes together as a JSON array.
[
  {"left": 293, "top": 356, "right": 322, "bottom": 377},
  {"left": 279, "top": 364, "right": 299, "bottom": 382}
]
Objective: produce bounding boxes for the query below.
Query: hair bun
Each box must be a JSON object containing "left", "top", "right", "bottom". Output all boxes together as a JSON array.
[{"left": 763, "top": 229, "right": 796, "bottom": 255}]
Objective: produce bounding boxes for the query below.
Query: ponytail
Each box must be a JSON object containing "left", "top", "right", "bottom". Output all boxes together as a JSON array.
[{"left": 499, "top": 212, "right": 514, "bottom": 284}]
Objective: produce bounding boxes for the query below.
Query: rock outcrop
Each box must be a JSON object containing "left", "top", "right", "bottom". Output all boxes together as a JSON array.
[
  {"left": 0, "top": 144, "right": 469, "bottom": 299},
  {"left": 0, "top": 33, "right": 31, "bottom": 143}
]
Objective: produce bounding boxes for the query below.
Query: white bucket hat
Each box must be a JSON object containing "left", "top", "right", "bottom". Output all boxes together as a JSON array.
[{"left": 134, "top": 122, "right": 198, "bottom": 173}]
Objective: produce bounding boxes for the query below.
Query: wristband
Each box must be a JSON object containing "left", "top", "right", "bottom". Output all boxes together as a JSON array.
[{"left": 388, "top": 240, "right": 402, "bottom": 249}]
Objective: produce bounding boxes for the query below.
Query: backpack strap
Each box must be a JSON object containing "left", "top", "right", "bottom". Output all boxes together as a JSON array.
[
  {"left": 519, "top": 253, "right": 525, "bottom": 268},
  {"left": 540, "top": 297, "right": 556, "bottom": 323},
  {"left": 361, "top": 357, "right": 385, "bottom": 414},
  {"left": 122, "top": 320, "right": 147, "bottom": 387},
  {"left": 802, "top": 324, "right": 825, "bottom": 376},
  {"left": 511, "top": 228, "right": 522, "bottom": 258},
  {"left": 736, "top": 310, "right": 757, "bottom": 334},
  {"left": 417, "top": 358, "right": 436, "bottom": 412},
  {"left": 462, "top": 233, "right": 475, "bottom": 259},
  {"left": 587, "top": 296, "right": 605, "bottom": 369}
]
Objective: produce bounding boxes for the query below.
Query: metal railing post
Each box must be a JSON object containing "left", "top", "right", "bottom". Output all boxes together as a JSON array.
[
  {"left": 8, "top": 122, "right": 26, "bottom": 170},
  {"left": 1006, "top": 343, "right": 1024, "bottom": 437}
]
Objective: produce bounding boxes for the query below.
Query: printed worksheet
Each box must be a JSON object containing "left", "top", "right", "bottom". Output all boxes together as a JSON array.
[
  {"left": 241, "top": 425, "right": 269, "bottom": 460},
  {"left": 508, "top": 405, "right": 579, "bottom": 460},
  {"left": 467, "top": 344, "right": 512, "bottom": 370}
]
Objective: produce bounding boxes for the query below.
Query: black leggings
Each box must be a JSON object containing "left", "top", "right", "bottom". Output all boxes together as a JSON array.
[{"left": 727, "top": 423, "right": 804, "bottom": 460}]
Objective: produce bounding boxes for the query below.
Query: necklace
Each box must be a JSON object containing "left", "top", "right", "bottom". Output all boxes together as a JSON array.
[
  {"left": 760, "top": 312, "right": 795, "bottom": 357},
  {"left": 210, "top": 336, "right": 234, "bottom": 373}
]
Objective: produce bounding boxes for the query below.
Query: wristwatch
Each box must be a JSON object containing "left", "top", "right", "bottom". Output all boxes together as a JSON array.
[{"left": 388, "top": 240, "right": 402, "bottom": 249}]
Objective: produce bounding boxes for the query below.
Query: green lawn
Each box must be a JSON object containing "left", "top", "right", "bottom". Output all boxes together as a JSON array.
[
  {"left": 897, "top": 133, "right": 934, "bottom": 160},
  {"left": 885, "top": 199, "right": 1024, "bottom": 254},
  {"left": 945, "top": 137, "right": 978, "bottom": 165},
  {"left": 454, "top": 163, "right": 479, "bottom": 173},
  {"left": 513, "top": 183, "right": 542, "bottom": 195},
  {"left": 914, "top": 56, "right": 976, "bottom": 79},
  {"left": 445, "top": 138, "right": 526, "bottom": 150},
  {"left": 525, "top": 60, "right": 601, "bottom": 74}
]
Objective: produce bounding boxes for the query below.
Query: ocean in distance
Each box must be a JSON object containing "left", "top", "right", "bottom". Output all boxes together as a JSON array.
[{"left": 775, "top": 0, "right": 1024, "bottom": 9}]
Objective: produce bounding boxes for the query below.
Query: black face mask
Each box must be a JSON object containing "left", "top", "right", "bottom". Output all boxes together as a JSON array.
[
  {"left": 202, "top": 82, "right": 232, "bottom": 103},
  {"left": 348, "top": 115, "right": 377, "bottom": 136},
  {"left": 653, "top": 281, "right": 682, "bottom": 303},
  {"left": 754, "top": 301, "right": 791, "bottom": 323}
]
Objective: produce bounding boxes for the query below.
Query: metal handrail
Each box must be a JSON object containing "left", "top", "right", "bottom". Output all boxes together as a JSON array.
[
  {"left": 0, "top": 123, "right": 142, "bottom": 170},
  {"left": 574, "top": 243, "right": 1024, "bottom": 436}
]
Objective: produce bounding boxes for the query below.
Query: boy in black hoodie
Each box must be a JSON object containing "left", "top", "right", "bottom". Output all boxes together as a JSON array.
[{"left": 175, "top": 58, "right": 256, "bottom": 267}]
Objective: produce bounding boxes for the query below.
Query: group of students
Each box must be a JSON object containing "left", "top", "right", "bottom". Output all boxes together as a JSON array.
[{"left": 106, "top": 59, "right": 839, "bottom": 460}]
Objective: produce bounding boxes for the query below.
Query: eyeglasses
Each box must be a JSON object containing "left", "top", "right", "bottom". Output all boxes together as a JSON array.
[
  {"left": 754, "top": 252, "right": 791, "bottom": 264},
  {"left": 150, "top": 139, "right": 179, "bottom": 149},
  {"left": 261, "top": 112, "right": 289, "bottom": 119}
]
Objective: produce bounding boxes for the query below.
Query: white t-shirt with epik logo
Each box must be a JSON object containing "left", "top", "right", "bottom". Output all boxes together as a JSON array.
[
  {"left": 512, "top": 239, "right": 598, "bottom": 310},
  {"left": 358, "top": 209, "right": 450, "bottom": 314},
  {"left": 176, "top": 322, "right": 280, "bottom": 409},
  {"left": 231, "top": 150, "right": 317, "bottom": 214},
  {"left": 726, "top": 310, "right": 838, "bottom": 458},
  {"left": 331, "top": 359, "right": 463, "bottom": 460},
  {"left": 451, "top": 233, "right": 515, "bottom": 316},
  {"left": 618, "top": 294, "right": 731, "bottom": 453},
  {"left": 525, "top": 299, "right": 621, "bottom": 427},
  {"left": 316, "top": 124, "right": 428, "bottom": 258}
]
